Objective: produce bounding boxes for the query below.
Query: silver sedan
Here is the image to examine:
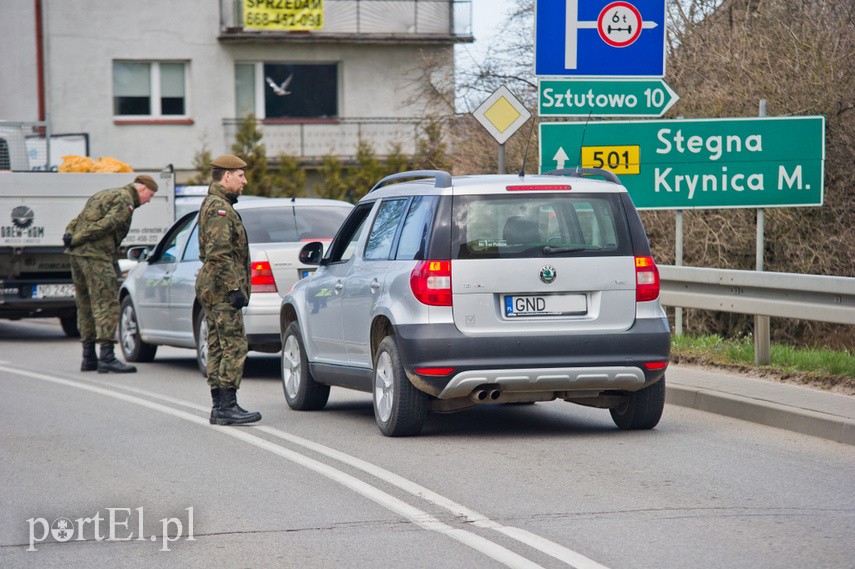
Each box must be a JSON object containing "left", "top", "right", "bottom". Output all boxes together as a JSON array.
[{"left": 118, "top": 197, "right": 352, "bottom": 375}]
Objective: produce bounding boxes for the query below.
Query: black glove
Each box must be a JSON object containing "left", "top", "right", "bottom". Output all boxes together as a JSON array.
[
  {"left": 62, "top": 233, "right": 73, "bottom": 249},
  {"left": 228, "top": 289, "right": 247, "bottom": 310}
]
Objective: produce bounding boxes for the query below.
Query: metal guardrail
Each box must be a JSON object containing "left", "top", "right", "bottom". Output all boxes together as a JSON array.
[{"left": 659, "top": 265, "right": 855, "bottom": 326}]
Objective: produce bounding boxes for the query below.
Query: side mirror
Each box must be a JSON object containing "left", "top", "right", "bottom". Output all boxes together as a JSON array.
[
  {"left": 298, "top": 241, "right": 324, "bottom": 266},
  {"left": 126, "top": 246, "right": 149, "bottom": 262}
]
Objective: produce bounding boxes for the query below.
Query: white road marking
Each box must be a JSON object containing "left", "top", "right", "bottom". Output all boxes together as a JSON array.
[{"left": 6, "top": 365, "right": 611, "bottom": 569}]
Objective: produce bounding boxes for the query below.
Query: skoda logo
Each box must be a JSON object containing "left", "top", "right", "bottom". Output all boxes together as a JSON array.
[{"left": 539, "top": 265, "right": 557, "bottom": 284}]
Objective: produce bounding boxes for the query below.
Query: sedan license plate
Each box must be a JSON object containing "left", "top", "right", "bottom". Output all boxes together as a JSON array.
[
  {"left": 34, "top": 283, "right": 76, "bottom": 298},
  {"left": 504, "top": 294, "right": 586, "bottom": 317}
]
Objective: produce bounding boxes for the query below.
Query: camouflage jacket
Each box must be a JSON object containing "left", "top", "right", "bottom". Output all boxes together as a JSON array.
[
  {"left": 64, "top": 184, "right": 140, "bottom": 260},
  {"left": 195, "top": 182, "right": 250, "bottom": 306}
]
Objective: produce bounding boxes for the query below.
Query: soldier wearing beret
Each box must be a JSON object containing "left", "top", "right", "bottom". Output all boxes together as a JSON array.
[
  {"left": 64, "top": 174, "right": 158, "bottom": 373},
  {"left": 195, "top": 154, "right": 261, "bottom": 425}
]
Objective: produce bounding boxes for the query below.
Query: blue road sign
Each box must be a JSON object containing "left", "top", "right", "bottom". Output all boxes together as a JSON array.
[{"left": 535, "top": 0, "right": 666, "bottom": 77}]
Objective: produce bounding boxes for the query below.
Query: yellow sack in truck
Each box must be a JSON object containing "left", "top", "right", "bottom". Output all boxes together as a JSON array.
[
  {"left": 91, "top": 156, "right": 133, "bottom": 173},
  {"left": 58, "top": 155, "right": 96, "bottom": 172}
]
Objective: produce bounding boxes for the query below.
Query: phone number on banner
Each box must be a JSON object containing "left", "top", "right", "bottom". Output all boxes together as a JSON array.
[{"left": 244, "top": 0, "right": 324, "bottom": 31}]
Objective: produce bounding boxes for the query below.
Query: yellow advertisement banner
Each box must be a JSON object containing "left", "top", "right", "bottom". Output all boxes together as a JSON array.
[{"left": 243, "top": 0, "right": 324, "bottom": 31}]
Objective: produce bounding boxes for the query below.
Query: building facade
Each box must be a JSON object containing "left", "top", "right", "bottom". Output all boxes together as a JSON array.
[{"left": 0, "top": 0, "right": 471, "bottom": 175}]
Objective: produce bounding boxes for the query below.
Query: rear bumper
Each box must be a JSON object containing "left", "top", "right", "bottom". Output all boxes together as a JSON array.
[
  {"left": 244, "top": 292, "right": 282, "bottom": 351},
  {"left": 394, "top": 318, "right": 670, "bottom": 398}
]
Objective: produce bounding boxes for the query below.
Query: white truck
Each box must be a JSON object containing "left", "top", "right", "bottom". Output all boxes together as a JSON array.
[{"left": 0, "top": 127, "right": 175, "bottom": 335}]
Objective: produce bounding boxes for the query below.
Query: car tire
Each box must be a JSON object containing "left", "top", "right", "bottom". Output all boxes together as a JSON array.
[
  {"left": 119, "top": 296, "right": 157, "bottom": 362},
  {"left": 373, "top": 335, "right": 428, "bottom": 437},
  {"left": 60, "top": 314, "right": 79, "bottom": 338},
  {"left": 281, "top": 321, "right": 329, "bottom": 410},
  {"left": 610, "top": 376, "right": 666, "bottom": 430},
  {"left": 194, "top": 309, "right": 209, "bottom": 377}
]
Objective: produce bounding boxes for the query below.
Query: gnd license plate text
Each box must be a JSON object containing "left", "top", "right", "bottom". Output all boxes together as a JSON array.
[{"left": 505, "top": 294, "right": 586, "bottom": 317}]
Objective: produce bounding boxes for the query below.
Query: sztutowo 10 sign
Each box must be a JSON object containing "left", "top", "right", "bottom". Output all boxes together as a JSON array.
[
  {"left": 539, "top": 116, "right": 825, "bottom": 210},
  {"left": 243, "top": 0, "right": 323, "bottom": 31}
]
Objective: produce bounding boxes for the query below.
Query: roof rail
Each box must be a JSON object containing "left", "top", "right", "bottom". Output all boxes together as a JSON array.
[
  {"left": 368, "top": 169, "right": 453, "bottom": 193},
  {"left": 544, "top": 167, "right": 621, "bottom": 185}
]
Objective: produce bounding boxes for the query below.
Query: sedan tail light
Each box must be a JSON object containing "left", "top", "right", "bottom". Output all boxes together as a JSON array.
[
  {"left": 410, "top": 260, "right": 452, "bottom": 306},
  {"left": 251, "top": 260, "right": 277, "bottom": 293},
  {"left": 635, "top": 256, "right": 660, "bottom": 302}
]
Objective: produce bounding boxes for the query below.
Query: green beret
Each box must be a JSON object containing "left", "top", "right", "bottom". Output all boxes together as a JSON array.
[
  {"left": 211, "top": 154, "right": 247, "bottom": 169},
  {"left": 133, "top": 174, "right": 159, "bottom": 192}
]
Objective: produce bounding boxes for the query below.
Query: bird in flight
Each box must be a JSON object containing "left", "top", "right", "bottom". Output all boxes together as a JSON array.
[{"left": 265, "top": 74, "right": 294, "bottom": 96}]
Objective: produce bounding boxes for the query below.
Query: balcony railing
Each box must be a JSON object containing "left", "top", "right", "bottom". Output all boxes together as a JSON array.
[
  {"left": 223, "top": 117, "right": 436, "bottom": 161},
  {"left": 219, "top": 0, "right": 472, "bottom": 41}
]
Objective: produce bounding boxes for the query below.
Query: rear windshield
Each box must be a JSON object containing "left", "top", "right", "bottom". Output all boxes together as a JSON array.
[
  {"left": 241, "top": 205, "right": 352, "bottom": 244},
  {"left": 452, "top": 193, "right": 632, "bottom": 259}
]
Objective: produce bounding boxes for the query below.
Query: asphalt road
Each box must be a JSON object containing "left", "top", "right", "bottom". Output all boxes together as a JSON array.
[{"left": 2, "top": 319, "right": 853, "bottom": 568}]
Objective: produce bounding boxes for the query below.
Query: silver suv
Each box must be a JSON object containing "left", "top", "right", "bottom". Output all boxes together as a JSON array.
[{"left": 279, "top": 169, "right": 670, "bottom": 436}]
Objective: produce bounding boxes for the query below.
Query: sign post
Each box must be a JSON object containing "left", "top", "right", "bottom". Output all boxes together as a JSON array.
[
  {"left": 539, "top": 117, "right": 826, "bottom": 209},
  {"left": 472, "top": 86, "right": 532, "bottom": 174}
]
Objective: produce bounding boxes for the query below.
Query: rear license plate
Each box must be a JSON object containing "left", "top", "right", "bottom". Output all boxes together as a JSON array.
[
  {"left": 33, "top": 283, "right": 76, "bottom": 298},
  {"left": 300, "top": 269, "right": 316, "bottom": 279},
  {"left": 504, "top": 294, "right": 586, "bottom": 317}
]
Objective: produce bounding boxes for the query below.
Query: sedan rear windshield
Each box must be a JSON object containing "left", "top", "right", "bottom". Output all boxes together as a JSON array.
[
  {"left": 241, "top": 205, "right": 352, "bottom": 244},
  {"left": 452, "top": 193, "right": 632, "bottom": 259}
]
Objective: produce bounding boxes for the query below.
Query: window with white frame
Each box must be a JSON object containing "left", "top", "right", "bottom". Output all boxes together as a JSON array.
[
  {"left": 113, "top": 61, "right": 187, "bottom": 117},
  {"left": 234, "top": 62, "right": 338, "bottom": 119}
]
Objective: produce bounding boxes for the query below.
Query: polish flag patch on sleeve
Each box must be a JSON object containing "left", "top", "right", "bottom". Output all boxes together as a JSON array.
[
  {"left": 217, "top": 209, "right": 227, "bottom": 216},
  {"left": 128, "top": 205, "right": 134, "bottom": 212}
]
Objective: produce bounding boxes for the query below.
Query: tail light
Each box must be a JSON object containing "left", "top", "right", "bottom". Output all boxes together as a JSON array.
[
  {"left": 635, "top": 256, "right": 660, "bottom": 302},
  {"left": 410, "top": 260, "right": 452, "bottom": 306},
  {"left": 251, "top": 260, "right": 277, "bottom": 293},
  {"left": 414, "top": 367, "right": 456, "bottom": 376}
]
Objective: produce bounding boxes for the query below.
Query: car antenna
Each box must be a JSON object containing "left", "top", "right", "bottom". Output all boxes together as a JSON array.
[
  {"left": 575, "top": 111, "right": 593, "bottom": 176},
  {"left": 290, "top": 195, "right": 299, "bottom": 238},
  {"left": 517, "top": 115, "right": 538, "bottom": 178}
]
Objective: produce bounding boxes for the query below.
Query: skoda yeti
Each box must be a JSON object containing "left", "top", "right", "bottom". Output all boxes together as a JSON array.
[{"left": 279, "top": 169, "right": 670, "bottom": 436}]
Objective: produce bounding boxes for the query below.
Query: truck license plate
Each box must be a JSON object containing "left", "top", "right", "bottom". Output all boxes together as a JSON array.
[
  {"left": 34, "top": 284, "right": 76, "bottom": 298},
  {"left": 504, "top": 294, "right": 586, "bottom": 317}
]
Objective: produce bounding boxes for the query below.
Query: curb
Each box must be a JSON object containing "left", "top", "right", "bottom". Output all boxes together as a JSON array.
[{"left": 666, "top": 384, "right": 855, "bottom": 446}]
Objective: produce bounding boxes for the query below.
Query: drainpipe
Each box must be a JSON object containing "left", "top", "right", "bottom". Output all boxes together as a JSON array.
[{"left": 35, "top": 0, "right": 45, "bottom": 123}]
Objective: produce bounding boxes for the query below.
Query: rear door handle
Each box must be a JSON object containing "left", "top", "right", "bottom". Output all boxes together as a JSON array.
[
  {"left": 370, "top": 279, "right": 381, "bottom": 292},
  {"left": 334, "top": 280, "right": 344, "bottom": 292}
]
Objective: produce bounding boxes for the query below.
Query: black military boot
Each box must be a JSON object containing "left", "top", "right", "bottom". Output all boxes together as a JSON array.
[
  {"left": 209, "top": 388, "right": 221, "bottom": 424},
  {"left": 211, "top": 388, "right": 261, "bottom": 425},
  {"left": 81, "top": 342, "right": 98, "bottom": 371},
  {"left": 97, "top": 343, "right": 137, "bottom": 374}
]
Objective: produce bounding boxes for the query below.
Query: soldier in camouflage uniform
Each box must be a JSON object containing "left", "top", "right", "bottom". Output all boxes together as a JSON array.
[
  {"left": 195, "top": 154, "right": 261, "bottom": 425},
  {"left": 64, "top": 175, "right": 158, "bottom": 373}
]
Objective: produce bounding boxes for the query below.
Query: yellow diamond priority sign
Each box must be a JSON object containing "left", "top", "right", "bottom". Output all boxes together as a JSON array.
[{"left": 473, "top": 86, "right": 532, "bottom": 145}]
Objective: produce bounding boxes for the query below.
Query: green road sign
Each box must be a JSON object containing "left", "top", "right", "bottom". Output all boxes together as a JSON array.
[
  {"left": 539, "top": 79, "right": 679, "bottom": 117},
  {"left": 539, "top": 117, "right": 825, "bottom": 210}
]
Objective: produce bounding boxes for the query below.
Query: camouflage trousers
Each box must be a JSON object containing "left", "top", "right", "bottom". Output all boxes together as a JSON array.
[
  {"left": 203, "top": 302, "right": 248, "bottom": 389},
  {"left": 70, "top": 255, "right": 119, "bottom": 344}
]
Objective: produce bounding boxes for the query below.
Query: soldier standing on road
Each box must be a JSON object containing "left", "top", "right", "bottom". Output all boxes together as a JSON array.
[
  {"left": 64, "top": 174, "right": 158, "bottom": 373},
  {"left": 196, "top": 154, "right": 261, "bottom": 425}
]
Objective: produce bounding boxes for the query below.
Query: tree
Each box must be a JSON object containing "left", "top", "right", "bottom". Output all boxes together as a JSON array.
[{"left": 230, "top": 115, "right": 272, "bottom": 196}]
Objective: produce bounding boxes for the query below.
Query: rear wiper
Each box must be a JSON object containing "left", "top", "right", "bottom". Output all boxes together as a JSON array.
[{"left": 542, "top": 245, "right": 587, "bottom": 255}]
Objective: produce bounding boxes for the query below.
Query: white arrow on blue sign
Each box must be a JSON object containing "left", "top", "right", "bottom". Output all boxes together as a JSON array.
[{"left": 535, "top": 0, "right": 667, "bottom": 77}]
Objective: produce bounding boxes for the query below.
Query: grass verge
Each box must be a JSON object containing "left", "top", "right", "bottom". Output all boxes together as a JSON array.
[{"left": 669, "top": 334, "right": 855, "bottom": 396}]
